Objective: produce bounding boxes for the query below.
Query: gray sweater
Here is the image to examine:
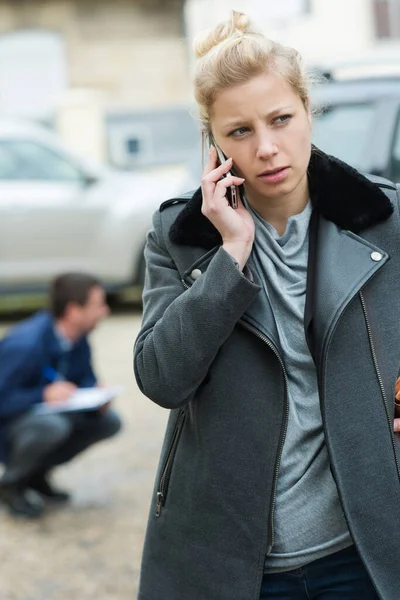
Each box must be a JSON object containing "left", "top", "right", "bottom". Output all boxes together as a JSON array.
[{"left": 247, "top": 201, "right": 352, "bottom": 573}]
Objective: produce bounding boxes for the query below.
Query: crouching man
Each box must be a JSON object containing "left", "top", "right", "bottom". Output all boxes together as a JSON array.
[{"left": 0, "top": 273, "right": 122, "bottom": 518}]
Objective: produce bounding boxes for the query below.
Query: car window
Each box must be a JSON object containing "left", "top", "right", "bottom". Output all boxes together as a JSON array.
[
  {"left": 312, "top": 104, "right": 376, "bottom": 170},
  {"left": 391, "top": 111, "right": 400, "bottom": 183},
  {"left": 0, "top": 140, "right": 84, "bottom": 181}
]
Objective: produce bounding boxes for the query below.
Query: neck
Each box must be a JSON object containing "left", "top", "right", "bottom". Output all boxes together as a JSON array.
[
  {"left": 245, "top": 172, "right": 309, "bottom": 236},
  {"left": 55, "top": 318, "right": 81, "bottom": 343}
]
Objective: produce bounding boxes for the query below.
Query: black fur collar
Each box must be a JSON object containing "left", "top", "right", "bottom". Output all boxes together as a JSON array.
[{"left": 169, "top": 148, "right": 394, "bottom": 249}]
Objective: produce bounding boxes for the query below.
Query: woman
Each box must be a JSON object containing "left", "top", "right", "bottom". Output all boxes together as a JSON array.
[{"left": 134, "top": 11, "right": 400, "bottom": 600}]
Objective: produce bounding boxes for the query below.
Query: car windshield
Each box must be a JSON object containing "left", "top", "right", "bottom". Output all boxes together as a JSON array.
[
  {"left": 312, "top": 103, "right": 376, "bottom": 170},
  {"left": 0, "top": 140, "right": 84, "bottom": 181}
]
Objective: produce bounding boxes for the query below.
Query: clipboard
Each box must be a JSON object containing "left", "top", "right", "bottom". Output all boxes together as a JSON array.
[{"left": 33, "top": 386, "right": 123, "bottom": 415}]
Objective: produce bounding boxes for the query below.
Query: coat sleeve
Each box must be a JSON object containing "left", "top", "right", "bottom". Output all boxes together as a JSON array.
[
  {"left": 133, "top": 210, "right": 261, "bottom": 409},
  {"left": 0, "top": 337, "right": 44, "bottom": 420}
]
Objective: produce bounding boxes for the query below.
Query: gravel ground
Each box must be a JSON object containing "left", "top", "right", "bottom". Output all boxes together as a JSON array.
[{"left": 0, "top": 311, "right": 168, "bottom": 600}]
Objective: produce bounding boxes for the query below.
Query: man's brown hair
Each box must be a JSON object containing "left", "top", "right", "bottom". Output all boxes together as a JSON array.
[{"left": 49, "top": 273, "right": 102, "bottom": 318}]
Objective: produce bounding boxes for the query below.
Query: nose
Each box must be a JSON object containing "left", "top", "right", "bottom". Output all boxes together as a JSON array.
[{"left": 256, "top": 132, "right": 278, "bottom": 160}]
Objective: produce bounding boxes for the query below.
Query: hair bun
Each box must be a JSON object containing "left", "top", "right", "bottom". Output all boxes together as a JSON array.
[{"left": 194, "top": 10, "right": 254, "bottom": 59}]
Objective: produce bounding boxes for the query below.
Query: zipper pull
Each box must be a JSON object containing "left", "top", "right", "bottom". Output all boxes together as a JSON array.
[{"left": 156, "top": 492, "right": 164, "bottom": 517}]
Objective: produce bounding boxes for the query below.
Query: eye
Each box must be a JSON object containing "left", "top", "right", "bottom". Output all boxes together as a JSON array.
[
  {"left": 229, "top": 126, "right": 250, "bottom": 138},
  {"left": 273, "top": 114, "right": 292, "bottom": 126}
]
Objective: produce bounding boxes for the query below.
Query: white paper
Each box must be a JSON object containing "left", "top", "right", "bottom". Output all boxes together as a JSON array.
[{"left": 34, "top": 386, "right": 123, "bottom": 415}]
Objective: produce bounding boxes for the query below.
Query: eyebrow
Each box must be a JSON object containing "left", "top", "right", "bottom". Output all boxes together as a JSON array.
[{"left": 221, "top": 105, "right": 294, "bottom": 132}]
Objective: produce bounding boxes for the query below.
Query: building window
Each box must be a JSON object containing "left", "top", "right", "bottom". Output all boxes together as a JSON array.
[
  {"left": 374, "top": 0, "right": 400, "bottom": 39},
  {"left": 0, "top": 30, "right": 67, "bottom": 120},
  {"left": 252, "top": 0, "right": 311, "bottom": 23}
]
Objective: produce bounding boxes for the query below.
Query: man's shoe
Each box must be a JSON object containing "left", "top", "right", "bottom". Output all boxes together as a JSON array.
[
  {"left": 0, "top": 484, "right": 45, "bottom": 519},
  {"left": 28, "top": 473, "right": 71, "bottom": 503}
]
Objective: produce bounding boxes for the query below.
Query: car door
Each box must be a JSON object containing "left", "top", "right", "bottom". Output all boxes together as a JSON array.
[
  {"left": 311, "top": 101, "right": 380, "bottom": 172},
  {"left": 0, "top": 138, "right": 106, "bottom": 290},
  {"left": 311, "top": 93, "right": 400, "bottom": 178}
]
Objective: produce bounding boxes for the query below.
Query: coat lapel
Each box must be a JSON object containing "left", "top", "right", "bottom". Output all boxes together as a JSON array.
[
  {"left": 167, "top": 147, "right": 395, "bottom": 353},
  {"left": 311, "top": 217, "right": 389, "bottom": 369}
]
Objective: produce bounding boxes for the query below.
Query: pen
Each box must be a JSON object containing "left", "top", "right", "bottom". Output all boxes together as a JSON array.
[{"left": 42, "top": 366, "right": 65, "bottom": 383}]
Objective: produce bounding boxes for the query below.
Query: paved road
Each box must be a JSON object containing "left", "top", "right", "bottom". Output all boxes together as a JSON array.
[{"left": 0, "top": 311, "right": 168, "bottom": 600}]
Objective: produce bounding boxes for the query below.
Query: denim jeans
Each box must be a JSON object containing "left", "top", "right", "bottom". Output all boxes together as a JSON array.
[{"left": 260, "top": 545, "right": 379, "bottom": 599}]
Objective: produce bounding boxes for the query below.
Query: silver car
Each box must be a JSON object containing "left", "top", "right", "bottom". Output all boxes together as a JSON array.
[{"left": 0, "top": 119, "right": 189, "bottom": 298}]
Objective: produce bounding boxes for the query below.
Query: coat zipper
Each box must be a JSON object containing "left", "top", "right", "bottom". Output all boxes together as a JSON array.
[
  {"left": 156, "top": 410, "right": 186, "bottom": 517},
  {"left": 238, "top": 320, "right": 289, "bottom": 555},
  {"left": 359, "top": 291, "right": 400, "bottom": 480},
  {"left": 181, "top": 277, "right": 289, "bottom": 553}
]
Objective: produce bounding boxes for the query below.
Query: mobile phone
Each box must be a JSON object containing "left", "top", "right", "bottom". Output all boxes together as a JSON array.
[{"left": 209, "top": 137, "right": 239, "bottom": 209}]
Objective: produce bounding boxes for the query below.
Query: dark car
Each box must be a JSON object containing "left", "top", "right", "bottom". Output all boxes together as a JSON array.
[{"left": 311, "top": 67, "right": 400, "bottom": 182}]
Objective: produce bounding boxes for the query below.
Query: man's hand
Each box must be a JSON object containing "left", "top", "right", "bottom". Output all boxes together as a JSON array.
[{"left": 43, "top": 382, "right": 77, "bottom": 404}]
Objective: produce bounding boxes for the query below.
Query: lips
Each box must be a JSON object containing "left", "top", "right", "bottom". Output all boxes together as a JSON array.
[
  {"left": 259, "top": 166, "right": 288, "bottom": 176},
  {"left": 258, "top": 166, "right": 290, "bottom": 184}
]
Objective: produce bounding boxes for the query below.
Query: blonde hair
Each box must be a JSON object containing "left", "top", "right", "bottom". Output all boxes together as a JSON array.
[{"left": 193, "top": 11, "right": 311, "bottom": 135}]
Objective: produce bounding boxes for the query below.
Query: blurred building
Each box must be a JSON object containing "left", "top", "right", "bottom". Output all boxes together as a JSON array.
[
  {"left": 185, "top": 0, "right": 400, "bottom": 66},
  {"left": 0, "top": 0, "right": 199, "bottom": 167},
  {"left": 2, "top": 1, "right": 399, "bottom": 167}
]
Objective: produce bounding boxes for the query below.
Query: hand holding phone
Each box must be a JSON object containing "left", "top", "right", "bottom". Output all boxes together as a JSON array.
[
  {"left": 213, "top": 144, "right": 239, "bottom": 209},
  {"left": 200, "top": 142, "right": 255, "bottom": 271},
  {"left": 210, "top": 137, "right": 239, "bottom": 209}
]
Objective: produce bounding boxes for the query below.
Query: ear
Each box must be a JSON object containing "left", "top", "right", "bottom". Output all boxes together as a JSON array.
[{"left": 64, "top": 302, "right": 81, "bottom": 320}]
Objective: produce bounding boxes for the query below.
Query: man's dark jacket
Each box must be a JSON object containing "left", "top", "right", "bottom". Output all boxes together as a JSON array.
[{"left": 0, "top": 310, "right": 96, "bottom": 461}]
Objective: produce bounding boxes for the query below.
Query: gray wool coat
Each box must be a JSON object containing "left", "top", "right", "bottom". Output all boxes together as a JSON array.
[{"left": 134, "top": 149, "right": 400, "bottom": 600}]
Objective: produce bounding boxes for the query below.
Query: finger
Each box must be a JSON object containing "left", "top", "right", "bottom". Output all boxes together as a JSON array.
[
  {"left": 202, "top": 176, "right": 243, "bottom": 208},
  {"left": 201, "top": 148, "right": 223, "bottom": 200},
  {"left": 202, "top": 176, "right": 246, "bottom": 216},
  {"left": 202, "top": 180, "right": 246, "bottom": 218},
  {"left": 203, "top": 157, "right": 234, "bottom": 183},
  {"left": 201, "top": 157, "right": 233, "bottom": 206},
  {"left": 393, "top": 418, "right": 400, "bottom": 433},
  {"left": 214, "top": 176, "right": 245, "bottom": 195},
  {"left": 63, "top": 385, "right": 76, "bottom": 394},
  {"left": 202, "top": 145, "right": 219, "bottom": 177}
]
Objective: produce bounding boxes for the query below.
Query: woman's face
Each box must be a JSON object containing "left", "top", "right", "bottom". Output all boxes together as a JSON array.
[{"left": 210, "top": 72, "right": 312, "bottom": 204}]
